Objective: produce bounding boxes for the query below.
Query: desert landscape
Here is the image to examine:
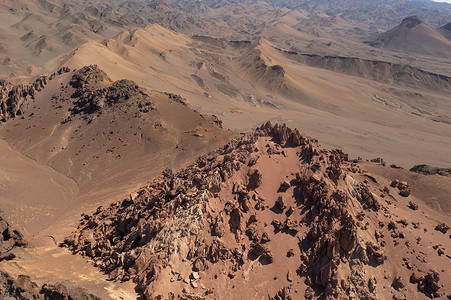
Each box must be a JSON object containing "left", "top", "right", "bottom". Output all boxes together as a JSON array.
[{"left": 0, "top": 0, "right": 450, "bottom": 299}]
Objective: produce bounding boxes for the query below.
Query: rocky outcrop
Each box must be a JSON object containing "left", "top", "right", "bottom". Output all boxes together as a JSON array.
[
  {"left": 259, "top": 121, "right": 304, "bottom": 147},
  {"left": 69, "top": 65, "right": 155, "bottom": 116},
  {"left": 62, "top": 122, "right": 448, "bottom": 299},
  {"left": 400, "top": 16, "right": 423, "bottom": 28},
  {"left": 0, "top": 77, "right": 47, "bottom": 122},
  {"left": 0, "top": 217, "right": 26, "bottom": 261},
  {"left": 434, "top": 223, "right": 449, "bottom": 234},
  {"left": 410, "top": 270, "right": 443, "bottom": 298},
  {"left": 390, "top": 179, "right": 411, "bottom": 197},
  {"left": 0, "top": 271, "right": 100, "bottom": 300},
  {"left": 62, "top": 129, "right": 262, "bottom": 297},
  {"left": 410, "top": 165, "right": 451, "bottom": 176},
  {"left": 0, "top": 67, "right": 71, "bottom": 122},
  {"left": 69, "top": 65, "right": 110, "bottom": 90}
]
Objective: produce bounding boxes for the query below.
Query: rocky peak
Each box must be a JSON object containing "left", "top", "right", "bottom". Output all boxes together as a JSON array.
[
  {"left": 69, "top": 66, "right": 153, "bottom": 116},
  {"left": 69, "top": 64, "right": 112, "bottom": 90},
  {"left": 0, "top": 67, "right": 71, "bottom": 122},
  {"left": 401, "top": 16, "right": 423, "bottom": 29}
]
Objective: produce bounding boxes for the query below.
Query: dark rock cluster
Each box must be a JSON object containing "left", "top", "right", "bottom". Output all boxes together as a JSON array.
[
  {"left": 0, "top": 67, "right": 71, "bottom": 122},
  {"left": 0, "top": 76, "right": 47, "bottom": 122},
  {"left": 0, "top": 217, "right": 26, "bottom": 262},
  {"left": 69, "top": 65, "right": 155, "bottom": 115},
  {"left": 410, "top": 164, "right": 451, "bottom": 176},
  {"left": 0, "top": 271, "right": 100, "bottom": 300}
]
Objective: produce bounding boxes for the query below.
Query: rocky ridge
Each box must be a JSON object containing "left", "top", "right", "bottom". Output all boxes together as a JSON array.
[
  {"left": 63, "top": 122, "right": 450, "bottom": 299},
  {"left": 0, "top": 67, "right": 71, "bottom": 122}
]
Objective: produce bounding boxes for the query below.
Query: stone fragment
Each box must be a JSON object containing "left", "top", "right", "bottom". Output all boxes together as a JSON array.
[
  {"left": 276, "top": 196, "right": 286, "bottom": 210},
  {"left": 247, "top": 169, "right": 262, "bottom": 190},
  {"left": 434, "top": 223, "right": 449, "bottom": 234},
  {"left": 407, "top": 201, "right": 418, "bottom": 210}
]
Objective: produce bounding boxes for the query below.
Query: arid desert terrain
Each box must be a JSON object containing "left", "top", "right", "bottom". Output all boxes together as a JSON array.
[{"left": 0, "top": 0, "right": 450, "bottom": 299}]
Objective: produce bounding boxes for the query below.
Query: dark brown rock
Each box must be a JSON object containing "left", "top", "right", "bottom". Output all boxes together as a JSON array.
[
  {"left": 407, "top": 201, "right": 418, "bottom": 210},
  {"left": 416, "top": 270, "right": 442, "bottom": 297},
  {"left": 366, "top": 241, "right": 386, "bottom": 264},
  {"left": 399, "top": 187, "right": 411, "bottom": 197},
  {"left": 434, "top": 223, "right": 449, "bottom": 234},
  {"left": 247, "top": 169, "right": 262, "bottom": 190},
  {"left": 276, "top": 196, "right": 286, "bottom": 210},
  {"left": 392, "top": 276, "right": 405, "bottom": 290}
]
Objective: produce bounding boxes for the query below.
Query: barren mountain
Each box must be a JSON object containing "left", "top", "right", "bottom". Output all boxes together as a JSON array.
[
  {"left": 48, "top": 24, "right": 451, "bottom": 168},
  {"left": 0, "top": 0, "right": 130, "bottom": 76},
  {"left": 63, "top": 122, "right": 451, "bottom": 299},
  {"left": 1, "top": 0, "right": 450, "bottom": 77},
  {"left": 368, "top": 16, "right": 451, "bottom": 58},
  {"left": 0, "top": 64, "right": 236, "bottom": 298},
  {"left": 266, "top": 0, "right": 451, "bottom": 28},
  {"left": 0, "top": 64, "right": 233, "bottom": 238},
  {"left": 0, "top": 0, "right": 450, "bottom": 299}
]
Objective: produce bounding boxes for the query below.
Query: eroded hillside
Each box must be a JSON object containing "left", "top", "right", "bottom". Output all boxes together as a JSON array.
[{"left": 64, "top": 122, "right": 451, "bottom": 299}]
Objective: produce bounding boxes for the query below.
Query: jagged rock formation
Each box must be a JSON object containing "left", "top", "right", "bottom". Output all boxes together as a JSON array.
[
  {"left": 62, "top": 122, "right": 450, "bottom": 299},
  {"left": 0, "top": 271, "right": 101, "bottom": 300},
  {"left": 69, "top": 65, "right": 154, "bottom": 116},
  {"left": 0, "top": 76, "right": 48, "bottom": 122},
  {"left": 0, "top": 217, "right": 26, "bottom": 262},
  {"left": 0, "top": 67, "right": 71, "bottom": 122}
]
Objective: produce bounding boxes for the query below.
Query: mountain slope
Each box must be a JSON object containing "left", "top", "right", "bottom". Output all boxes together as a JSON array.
[
  {"left": 0, "top": 65, "right": 234, "bottom": 240},
  {"left": 63, "top": 122, "right": 451, "bottom": 299},
  {"left": 439, "top": 21, "right": 451, "bottom": 40},
  {"left": 0, "top": 64, "right": 236, "bottom": 299},
  {"left": 368, "top": 16, "right": 451, "bottom": 58},
  {"left": 47, "top": 24, "right": 451, "bottom": 169}
]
